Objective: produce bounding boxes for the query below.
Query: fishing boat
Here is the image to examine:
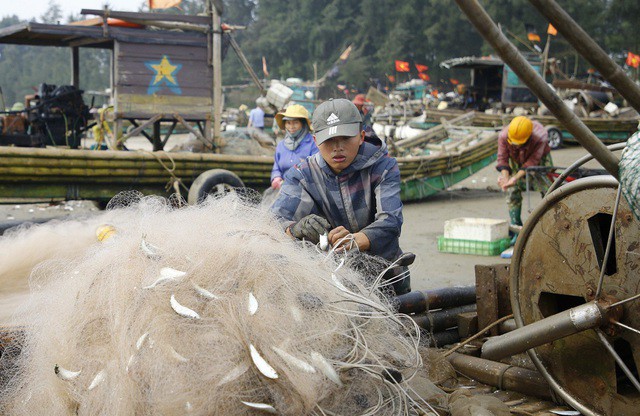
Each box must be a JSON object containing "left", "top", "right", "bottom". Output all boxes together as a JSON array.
[
  {"left": 407, "top": 108, "right": 638, "bottom": 149},
  {"left": 0, "top": 117, "right": 498, "bottom": 205}
]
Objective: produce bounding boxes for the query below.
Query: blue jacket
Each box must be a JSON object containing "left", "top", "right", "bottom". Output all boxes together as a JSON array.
[
  {"left": 271, "top": 133, "right": 318, "bottom": 181},
  {"left": 270, "top": 138, "right": 403, "bottom": 261}
]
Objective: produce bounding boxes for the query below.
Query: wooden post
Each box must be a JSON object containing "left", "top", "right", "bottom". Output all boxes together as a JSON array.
[
  {"left": 541, "top": 34, "right": 551, "bottom": 82},
  {"left": 71, "top": 47, "right": 79, "bottom": 88},
  {"left": 210, "top": 1, "right": 222, "bottom": 153},
  {"left": 152, "top": 120, "right": 162, "bottom": 151}
]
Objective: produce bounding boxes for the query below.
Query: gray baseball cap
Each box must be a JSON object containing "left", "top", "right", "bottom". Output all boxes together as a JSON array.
[{"left": 312, "top": 98, "right": 363, "bottom": 145}]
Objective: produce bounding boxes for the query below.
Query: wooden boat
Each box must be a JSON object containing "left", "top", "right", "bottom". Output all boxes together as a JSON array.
[
  {"left": 407, "top": 108, "right": 638, "bottom": 149},
  {"left": 0, "top": 119, "right": 497, "bottom": 204}
]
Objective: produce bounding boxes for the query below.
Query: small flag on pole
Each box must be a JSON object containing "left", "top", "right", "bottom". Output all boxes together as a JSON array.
[
  {"left": 525, "top": 24, "right": 541, "bottom": 42},
  {"left": 626, "top": 51, "right": 640, "bottom": 68},
  {"left": 418, "top": 72, "right": 430, "bottom": 82},
  {"left": 395, "top": 60, "right": 410, "bottom": 72},
  {"left": 415, "top": 63, "right": 429, "bottom": 73},
  {"left": 547, "top": 23, "right": 557, "bottom": 36}
]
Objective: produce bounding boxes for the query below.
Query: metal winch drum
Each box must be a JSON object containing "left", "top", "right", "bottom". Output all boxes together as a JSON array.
[{"left": 508, "top": 175, "right": 640, "bottom": 415}]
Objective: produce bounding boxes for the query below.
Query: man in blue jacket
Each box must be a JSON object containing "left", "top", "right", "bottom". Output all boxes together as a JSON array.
[{"left": 271, "top": 98, "right": 409, "bottom": 294}]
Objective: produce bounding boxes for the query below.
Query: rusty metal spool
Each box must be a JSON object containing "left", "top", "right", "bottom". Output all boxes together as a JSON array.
[{"left": 510, "top": 175, "right": 640, "bottom": 415}]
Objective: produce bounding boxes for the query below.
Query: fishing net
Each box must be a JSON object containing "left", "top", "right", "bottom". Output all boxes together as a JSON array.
[
  {"left": 0, "top": 193, "right": 437, "bottom": 415},
  {"left": 0, "top": 212, "right": 116, "bottom": 325},
  {"left": 620, "top": 130, "right": 640, "bottom": 220}
]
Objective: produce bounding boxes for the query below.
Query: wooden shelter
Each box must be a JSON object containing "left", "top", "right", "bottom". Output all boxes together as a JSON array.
[{"left": 0, "top": 10, "right": 227, "bottom": 150}]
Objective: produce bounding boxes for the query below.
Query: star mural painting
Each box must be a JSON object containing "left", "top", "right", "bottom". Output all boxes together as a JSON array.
[{"left": 145, "top": 55, "right": 183, "bottom": 95}]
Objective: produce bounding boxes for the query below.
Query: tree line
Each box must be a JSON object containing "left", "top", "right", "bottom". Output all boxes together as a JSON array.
[{"left": 0, "top": 0, "right": 638, "bottom": 107}]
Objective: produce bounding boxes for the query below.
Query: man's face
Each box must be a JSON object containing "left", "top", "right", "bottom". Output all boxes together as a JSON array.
[{"left": 315, "top": 131, "right": 365, "bottom": 174}]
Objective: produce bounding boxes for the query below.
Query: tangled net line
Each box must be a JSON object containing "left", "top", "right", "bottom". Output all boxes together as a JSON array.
[{"left": 0, "top": 192, "right": 436, "bottom": 415}]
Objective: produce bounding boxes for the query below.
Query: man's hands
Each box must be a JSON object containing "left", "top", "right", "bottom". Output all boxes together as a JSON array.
[
  {"left": 271, "top": 177, "right": 284, "bottom": 189},
  {"left": 328, "top": 226, "right": 371, "bottom": 252},
  {"left": 289, "top": 217, "right": 371, "bottom": 253},
  {"left": 289, "top": 214, "right": 331, "bottom": 243},
  {"left": 497, "top": 169, "right": 521, "bottom": 191}
]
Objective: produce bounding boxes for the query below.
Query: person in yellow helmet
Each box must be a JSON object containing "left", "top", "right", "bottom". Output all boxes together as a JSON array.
[{"left": 496, "top": 116, "right": 553, "bottom": 230}]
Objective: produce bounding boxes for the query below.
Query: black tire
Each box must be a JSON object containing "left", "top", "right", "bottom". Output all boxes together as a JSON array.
[
  {"left": 546, "top": 126, "right": 563, "bottom": 150},
  {"left": 187, "top": 169, "right": 245, "bottom": 205}
]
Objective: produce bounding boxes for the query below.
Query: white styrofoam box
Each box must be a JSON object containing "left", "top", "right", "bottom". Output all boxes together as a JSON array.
[
  {"left": 443, "top": 217, "right": 509, "bottom": 242},
  {"left": 266, "top": 82, "right": 294, "bottom": 109}
]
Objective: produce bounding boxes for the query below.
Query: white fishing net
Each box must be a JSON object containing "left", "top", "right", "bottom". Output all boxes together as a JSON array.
[
  {"left": 620, "top": 130, "right": 640, "bottom": 220},
  {"left": 0, "top": 193, "right": 435, "bottom": 415}
]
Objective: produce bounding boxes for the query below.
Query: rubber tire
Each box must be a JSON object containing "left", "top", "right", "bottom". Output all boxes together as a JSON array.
[
  {"left": 546, "top": 126, "right": 563, "bottom": 150},
  {"left": 187, "top": 169, "right": 245, "bottom": 205}
]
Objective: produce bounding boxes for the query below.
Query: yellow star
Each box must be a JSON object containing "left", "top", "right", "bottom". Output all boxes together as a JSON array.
[{"left": 151, "top": 56, "right": 178, "bottom": 85}]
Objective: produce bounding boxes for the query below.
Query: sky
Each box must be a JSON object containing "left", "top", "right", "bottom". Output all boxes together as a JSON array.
[{"left": 4, "top": 1, "right": 146, "bottom": 22}]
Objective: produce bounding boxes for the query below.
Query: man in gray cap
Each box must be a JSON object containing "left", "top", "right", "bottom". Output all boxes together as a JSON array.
[{"left": 270, "top": 98, "right": 410, "bottom": 295}]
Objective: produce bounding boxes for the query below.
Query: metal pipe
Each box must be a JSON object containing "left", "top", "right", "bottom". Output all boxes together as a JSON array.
[
  {"left": 411, "top": 303, "right": 477, "bottom": 332},
  {"left": 547, "top": 142, "right": 626, "bottom": 194},
  {"left": 454, "top": 0, "right": 620, "bottom": 178},
  {"left": 529, "top": 0, "right": 640, "bottom": 113},
  {"left": 498, "top": 318, "right": 517, "bottom": 334},
  {"left": 428, "top": 328, "right": 460, "bottom": 347},
  {"left": 481, "top": 301, "right": 605, "bottom": 361},
  {"left": 394, "top": 285, "right": 476, "bottom": 314},
  {"left": 448, "top": 352, "right": 552, "bottom": 400}
]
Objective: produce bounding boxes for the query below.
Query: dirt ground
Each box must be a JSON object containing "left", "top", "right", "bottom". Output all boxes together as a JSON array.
[
  {"left": 0, "top": 144, "right": 619, "bottom": 300},
  {"left": 400, "top": 144, "right": 619, "bottom": 290}
]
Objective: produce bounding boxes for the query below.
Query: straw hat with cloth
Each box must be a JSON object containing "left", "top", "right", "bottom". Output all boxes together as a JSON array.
[{"left": 275, "top": 104, "right": 313, "bottom": 131}]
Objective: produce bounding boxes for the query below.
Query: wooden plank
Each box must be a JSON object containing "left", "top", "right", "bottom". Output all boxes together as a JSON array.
[
  {"left": 475, "top": 264, "right": 500, "bottom": 336},
  {"left": 116, "top": 114, "right": 163, "bottom": 144},
  {"left": 116, "top": 42, "right": 212, "bottom": 96},
  {"left": 116, "top": 94, "right": 211, "bottom": 120}
]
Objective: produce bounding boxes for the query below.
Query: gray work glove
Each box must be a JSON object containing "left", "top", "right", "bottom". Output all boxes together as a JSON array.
[{"left": 290, "top": 214, "right": 331, "bottom": 244}]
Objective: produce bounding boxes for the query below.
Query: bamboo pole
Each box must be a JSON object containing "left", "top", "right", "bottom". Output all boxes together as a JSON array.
[{"left": 455, "top": 0, "right": 620, "bottom": 178}]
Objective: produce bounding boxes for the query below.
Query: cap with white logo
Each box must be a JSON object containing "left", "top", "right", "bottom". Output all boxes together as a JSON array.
[{"left": 312, "top": 98, "right": 363, "bottom": 146}]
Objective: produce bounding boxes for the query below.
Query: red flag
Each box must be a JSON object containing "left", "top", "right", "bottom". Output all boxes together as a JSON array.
[
  {"left": 395, "top": 60, "right": 410, "bottom": 72},
  {"left": 418, "top": 72, "right": 430, "bottom": 82},
  {"left": 262, "top": 56, "right": 269, "bottom": 78},
  {"left": 415, "top": 63, "right": 429, "bottom": 73},
  {"left": 449, "top": 78, "right": 459, "bottom": 85},
  {"left": 525, "top": 24, "right": 540, "bottom": 42},
  {"left": 148, "top": 0, "right": 181, "bottom": 9},
  {"left": 547, "top": 23, "right": 557, "bottom": 36},
  {"left": 387, "top": 74, "right": 396, "bottom": 83},
  {"left": 626, "top": 51, "right": 640, "bottom": 68}
]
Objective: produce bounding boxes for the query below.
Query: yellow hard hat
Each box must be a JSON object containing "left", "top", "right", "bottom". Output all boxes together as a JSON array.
[
  {"left": 96, "top": 224, "right": 116, "bottom": 242},
  {"left": 275, "top": 104, "right": 313, "bottom": 131},
  {"left": 507, "top": 116, "right": 533, "bottom": 145}
]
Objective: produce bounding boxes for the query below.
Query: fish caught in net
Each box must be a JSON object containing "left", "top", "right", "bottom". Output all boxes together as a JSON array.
[{"left": 0, "top": 193, "right": 438, "bottom": 415}]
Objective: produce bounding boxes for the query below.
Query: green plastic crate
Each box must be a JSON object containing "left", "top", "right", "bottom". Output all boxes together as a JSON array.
[{"left": 437, "top": 236, "right": 511, "bottom": 256}]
